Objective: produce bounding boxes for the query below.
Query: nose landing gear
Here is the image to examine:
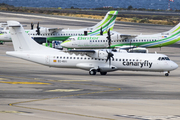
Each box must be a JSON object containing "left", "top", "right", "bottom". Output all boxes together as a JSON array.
[
  {"left": 89, "top": 69, "right": 107, "bottom": 75},
  {"left": 164, "top": 71, "right": 170, "bottom": 76}
]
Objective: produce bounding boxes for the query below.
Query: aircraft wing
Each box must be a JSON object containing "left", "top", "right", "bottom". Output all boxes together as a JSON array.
[
  {"left": 48, "top": 28, "right": 64, "bottom": 32},
  {"left": 120, "top": 34, "right": 137, "bottom": 39},
  {"left": 68, "top": 49, "right": 95, "bottom": 53},
  {"left": 64, "top": 49, "right": 107, "bottom": 59},
  {"left": 65, "top": 49, "right": 95, "bottom": 56}
]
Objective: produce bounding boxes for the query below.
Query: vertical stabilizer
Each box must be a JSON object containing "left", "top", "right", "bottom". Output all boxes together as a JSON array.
[
  {"left": 7, "top": 21, "right": 43, "bottom": 51},
  {"left": 85, "top": 11, "right": 118, "bottom": 36},
  {"left": 167, "top": 22, "right": 180, "bottom": 35}
]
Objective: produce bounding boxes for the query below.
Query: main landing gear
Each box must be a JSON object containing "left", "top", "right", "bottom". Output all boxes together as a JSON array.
[
  {"left": 89, "top": 70, "right": 107, "bottom": 75},
  {"left": 89, "top": 70, "right": 96, "bottom": 75}
]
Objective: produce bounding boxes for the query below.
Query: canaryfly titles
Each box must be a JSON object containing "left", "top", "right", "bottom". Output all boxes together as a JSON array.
[{"left": 123, "top": 60, "right": 153, "bottom": 68}]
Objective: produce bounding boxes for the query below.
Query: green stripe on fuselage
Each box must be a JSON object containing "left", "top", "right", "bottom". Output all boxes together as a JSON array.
[
  {"left": 111, "top": 30, "right": 180, "bottom": 48},
  {"left": 46, "top": 36, "right": 70, "bottom": 42}
]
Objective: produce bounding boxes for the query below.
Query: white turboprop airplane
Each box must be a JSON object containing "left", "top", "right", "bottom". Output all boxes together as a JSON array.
[
  {"left": 6, "top": 21, "right": 178, "bottom": 76},
  {"left": 61, "top": 22, "right": 180, "bottom": 49},
  {"left": 0, "top": 11, "right": 118, "bottom": 45}
]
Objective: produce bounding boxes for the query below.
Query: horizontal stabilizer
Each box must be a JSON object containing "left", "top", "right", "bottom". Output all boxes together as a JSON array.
[{"left": 9, "top": 24, "right": 21, "bottom": 27}]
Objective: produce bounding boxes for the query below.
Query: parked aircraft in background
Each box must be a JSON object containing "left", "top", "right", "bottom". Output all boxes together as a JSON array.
[
  {"left": 61, "top": 23, "right": 180, "bottom": 49},
  {"left": 6, "top": 21, "right": 178, "bottom": 76},
  {"left": 0, "top": 11, "right": 118, "bottom": 45}
]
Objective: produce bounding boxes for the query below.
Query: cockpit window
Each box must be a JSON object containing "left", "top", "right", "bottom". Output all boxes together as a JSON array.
[
  {"left": 67, "top": 38, "right": 75, "bottom": 41},
  {"left": 158, "top": 57, "right": 170, "bottom": 61}
]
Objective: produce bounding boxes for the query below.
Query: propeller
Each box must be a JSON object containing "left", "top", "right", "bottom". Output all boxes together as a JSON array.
[
  {"left": 36, "top": 22, "right": 40, "bottom": 35},
  {"left": 106, "top": 29, "right": 111, "bottom": 48},
  {"left": 100, "top": 26, "right": 103, "bottom": 35},
  {"left": 31, "top": 22, "right": 34, "bottom": 30},
  {"left": 106, "top": 50, "right": 114, "bottom": 66}
]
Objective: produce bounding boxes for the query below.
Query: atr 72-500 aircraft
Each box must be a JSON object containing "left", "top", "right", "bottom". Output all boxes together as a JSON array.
[
  {"left": 6, "top": 21, "right": 178, "bottom": 76},
  {"left": 61, "top": 23, "right": 180, "bottom": 49},
  {"left": 0, "top": 11, "right": 118, "bottom": 45}
]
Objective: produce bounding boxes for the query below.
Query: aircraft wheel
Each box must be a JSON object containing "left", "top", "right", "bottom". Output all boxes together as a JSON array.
[
  {"left": 165, "top": 73, "right": 169, "bottom": 76},
  {"left": 100, "top": 72, "right": 107, "bottom": 75},
  {"left": 89, "top": 70, "right": 96, "bottom": 75}
]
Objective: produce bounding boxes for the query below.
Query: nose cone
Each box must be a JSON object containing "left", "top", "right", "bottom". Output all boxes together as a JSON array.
[
  {"left": 170, "top": 61, "right": 178, "bottom": 71},
  {"left": 61, "top": 40, "right": 71, "bottom": 48}
]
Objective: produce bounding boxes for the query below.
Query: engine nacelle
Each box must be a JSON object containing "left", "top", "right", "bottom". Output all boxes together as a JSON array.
[{"left": 87, "top": 50, "right": 108, "bottom": 59}]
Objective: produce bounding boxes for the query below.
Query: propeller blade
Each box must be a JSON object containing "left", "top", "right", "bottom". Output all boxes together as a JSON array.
[
  {"left": 109, "top": 58, "right": 111, "bottom": 66},
  {"left": 36, "top": 22, "right": 40, "bottom": 35},
  {"left": 31, "top": 22, "right": 34, "bottom": 30},
  {"left": 100, "top": 26, "right": 103, "bottom": 35},
  {"left": 105, "top": 50, "right": 114, "bottom": 67},
  {"left": 107, "top": 29, "right": 111, "bottom": 48}
]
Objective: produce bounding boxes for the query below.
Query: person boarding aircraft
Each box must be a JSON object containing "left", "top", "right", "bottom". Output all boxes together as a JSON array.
[{"left": 6, "top": 21, "right": 178, "bottom": 76}]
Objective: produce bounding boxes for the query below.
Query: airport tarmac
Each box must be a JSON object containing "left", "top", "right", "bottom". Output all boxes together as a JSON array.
[{"left": 0, "top": 11, "right": 180, "bottom": 120}]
